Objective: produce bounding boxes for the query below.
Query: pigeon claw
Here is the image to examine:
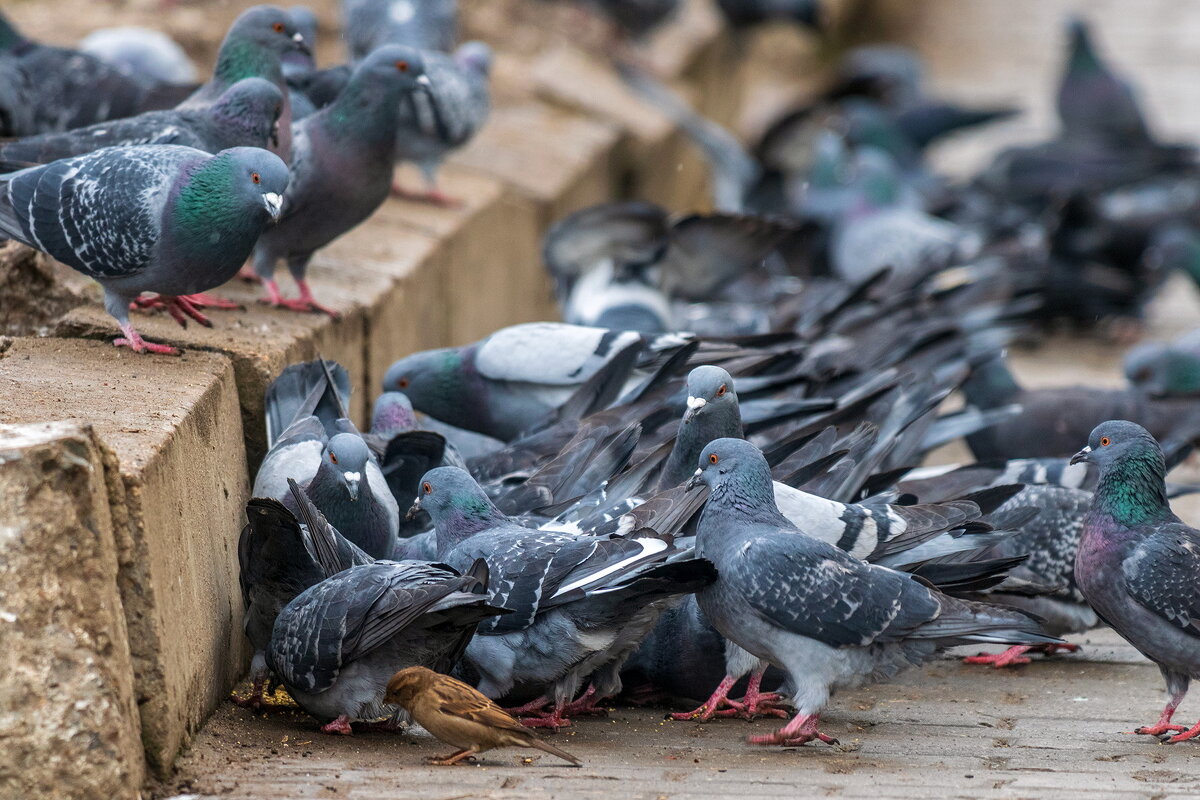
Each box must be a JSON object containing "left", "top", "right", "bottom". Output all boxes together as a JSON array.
[
  {"left": 320, "top": 715, "right": 354, "bottom": 736},
  {"left": 180, "top": 292, "right": 242, "bottom": 310},
  {"left": 561, "top": 684, "right": 608, "bottom": 717},
  {"left": 748, "top": 713, "right": 838, "bottom": 747},
  {"left": 114, "top": 324, "right": 181, "bottom": 356},
  {"left": 1132, "top": 723, "right": 1188, "bottom": 736}
]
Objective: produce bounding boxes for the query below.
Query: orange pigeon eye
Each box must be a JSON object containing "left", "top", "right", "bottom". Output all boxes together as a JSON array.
[
  {"left": 422, "top": 482, "right": 432, "bottom": 494},
  {"left": 716, "top": 384, "right": 727, "bottom": 396},
  {"left": 330, "top": 452, "right": 339, "bottom": 464},
  {"left": 708, "top": 454, "right": 719, "bottom": 464},
  {"left": 273, "top": 22, "right": 285, "bottom": 32},
  {"left": 1100, "top": 437, "right": 1111, "bottom": 447},
  {"left": 396, "top": 60, "right": 409, "bottom": 72},
  {"left": 251, "top": 172, "right": 261, "bottom": 184},
  {"left": 398, "top": 378, "right": 410, "bottom": 389}
]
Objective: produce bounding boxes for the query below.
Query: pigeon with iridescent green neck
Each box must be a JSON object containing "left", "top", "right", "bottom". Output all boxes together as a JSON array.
[
  {"left": 0, "top": 78, "right": 283, "bottom": 163},
  {"left": 1126, "top": 328, "right": 1200, "bottom": 398},
  {"left": 0, "top": 145, "right": 287, "bottom": 355},
  {"left": 250, "top": 45, "right": 431, "bottom": 316},
  {"left": 182, "top": 5, "right": 310, "bottom": 161}
]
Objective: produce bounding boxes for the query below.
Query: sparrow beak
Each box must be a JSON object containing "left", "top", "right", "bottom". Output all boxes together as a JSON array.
[
  {"left": 292, "top": 32, "right": 311, "bottom": 55},
  {"left": 263, "top": 192, "right": 283, "bottom": 220},
  {"left": 682, "top": 395, "right": 706, "bottom": 425},
  {"left": 1070, "top": 446, "right": 1092, "bottom": 466},
  {"left": 405, "top": 496, "right": 422, "bottom": 521},
  {"left": 343, "top": 471, "right": 361, "bottom": 501},
  {"left": 685, "top": 467, "right": 703, "bottom": 490}
]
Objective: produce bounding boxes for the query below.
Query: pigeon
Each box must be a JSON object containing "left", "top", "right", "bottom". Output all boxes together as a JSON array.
[
  {"left": 0, "top": 145, "right": 287, "bottom": 354},
  {"left": 562, "top": 257, "right": 673, "bottom": 333},
  {"left": 249, "top": 44, "right": 432, "bottom": 315},
  {"left": 391, "top": 42, "right": 492, "bottom": 207},
  {"left": 236, "top": 482, "right": 372, "bottom": 707},
  {"left": 382, "top": 323, "right": 646, "bottom": 441},
  {"left": 0, "top": 11, "right": 182, "bottom": 135},
  {"left": 254, "top": 360, "right": 401, "bottom": 558},
  {"left": 1057, "top": 18, "right": 1151, "bottom": 149},
  {"left": 715, "top": 0, "right": 821, "bottom": 31},
  {"left": 384, "top": 667, "right": 583, "bottom": 766},
  {"left": 1072, "top": 420, "right": 1200, "bottom": 743},
  {"left": 343, "top": 0, "right": 458, "bottom": 60},
  {"left": 1125, "top": 328, "right": 1200, "bottom": 398},
  {"left": 962, "top": 352, "right": 1200, "bottom": 460},
  {"left": 0, "top": 77, "right": 284, "bottom": 163},
  {"left": 79, "top": 26, "right": 198, "bottom": 85},
  {"left": 685, "top": 438, "right": 1059, "bottom": 746},
  {"left": 266, "top": 558, "right": 507, "bottom": 734},
  {"left": 181, "top": 5, "right": 311, "bottom": 161},
  {"left": 282, "top": 6, "right": 319, "bottom": 79},
  {"left": 411, "top": 465, "right": 716, "bottom": 727}
]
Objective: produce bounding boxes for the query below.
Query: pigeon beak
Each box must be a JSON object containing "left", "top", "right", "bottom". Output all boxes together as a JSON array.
[
  {"left": 415, "top": 74, "right": 432, "bottom": 95},
  {"left": 685, "top": 468, "right": 703, "bottom": 490},
  {"left": 405, "top": 496, "right": 422, "bottom": 521},
  {"left": 343, "top": 471, "right": 361, "bottom": 501},
  {"left": 263, "top": 192, "right": 283, "bottom": 220},
  {"left": 1070, "top": 446, "right": 1092, "bottom": 466},
  {"left": 682, "top": 395, "right": 706, "bottom": 424},
  {"left": 293, "top": 32, "right": 312, "bottom": 55}
]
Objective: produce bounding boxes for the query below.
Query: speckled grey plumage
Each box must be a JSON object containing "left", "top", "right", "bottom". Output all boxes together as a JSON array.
[{"left": 342, "top": 0, "right": 457, "bottom": 59}]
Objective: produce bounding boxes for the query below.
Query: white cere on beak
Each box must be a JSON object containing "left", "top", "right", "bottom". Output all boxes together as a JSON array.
[
  {"left": 416, "top": 74, "right": 432, "bottom": 87},
  {"left": 293, "top": 32, "right": 304, "bottom": 43},
  {"left": 343, "top": 471, "right": 362, "bottom": 482},
  {"left": 263, "top": 192, "right": 283, "bottom": 219},
  {"left": 686, "top": 396, "right": 706, "bottom": 411},
  {"left": 693, "top": 467, "right": 703, "bottom": 477}
]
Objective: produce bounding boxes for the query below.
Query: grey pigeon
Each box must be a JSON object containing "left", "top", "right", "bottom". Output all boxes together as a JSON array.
[
  {"left": 686, "top": 438, "right": 1058, "bottom": 746},
  {"left": 382, "top": 323, "right": 646, "bottom": 441},
  {"left": 255, "top": 360, "right": 401, "bottom": 558},
  {"left": 0, "top": 144, "right": 286, "bottom": 354},
  {"left": 182, "top": 5, "right": 311, "bottom": 161},
  {"left": 1072, "top": 420, "right": 1200, "bottom": 743},
  {"left": 343, "top": 0, "right": 457, "bottom": 59},
  {"left": 563, "top": 258, "right": 672, "bottom": 333},
  {"left": 0, "top": 11, "right": 182, "bottom": 135},
  {"left": 1124, "top": 328, "right": 1200, "bottom": 398},
  {"left": 0, "top": 78, "right": 283, "bottom": 163},
  {"left": 79, "top": 26, "right": 198, "bottom": 85},
  {"left": 250, "top": 44, "right": 431, "bottom": 316},
  {"left": 237, "top": 482, "right": 372, "bottom": 707},
  {"left": 391, "top": 42, "right": 491, "bottom": 207},
  {"left": 1057, "top": 18, "right": 1151, "bottom": 148},
  {"left": 267, "top": 558, "right": 506, "bottom": 734},
  {"left": 282, "top": 7, "right": 320, "bottom": 79},
  {"left": 411, "top": 465, "right": 716, "bottom": 727}
]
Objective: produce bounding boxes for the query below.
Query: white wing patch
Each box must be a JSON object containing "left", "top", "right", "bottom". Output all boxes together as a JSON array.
[{"left": 549, "top": 537, "right": 668, "bottom": 599}]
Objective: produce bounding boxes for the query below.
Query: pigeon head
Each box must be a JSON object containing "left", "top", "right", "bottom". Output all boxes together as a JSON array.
[
  {"left": 382, "top": 348, "right": 465, "bottom": 421},
  {"left": 0, "top": 11, "right": 23, "bottom": 51},
  {"left": 689, "top": 438, "right": 776, "bottom": 506},
  {"left": 408, "top": 467, "right": 504, "bottom": 541},
  {"left": 169, "top": 147, "right": 288, "bottom": 253},
  {"left": 683, "top": 366, "right": 738, "bottom": 425},
  {"left": 1125, "top": 343, "right": 1200, "bottom": 398},
  {"left": 1065, "top": 16, "right": 1102, "bottom": 74},
  {"left": 1072, "top": 421, "right": 1169, "bottom": 524},
  {"left": 209, "top": 78, "right": 286, "bottom": 150},
  {"left": 323, "top": 433, "right": 371, "bottom": 502},
  {"left": 327, "top": 44, "right": 431, "bottom": 145},
  {"left": 454, "top": 41, "right": 493, "bottom": 76},
  {"left": 371, "top": 392, "right": 418, "bottom": 437},
  {"left": 214, "top": 5, "right": 310, "bottom": 86},
  {"left": 283, "top": 6, "right": 318, "bottom": 75}
]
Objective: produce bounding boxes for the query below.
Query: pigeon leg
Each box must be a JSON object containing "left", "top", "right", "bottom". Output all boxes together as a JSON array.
[
  {"left": 964, "top": 642, "right": 1081, "bottom": 668},
  {"left": 236, "top": 264, "right": 261, "bottom": 282},
  {"left": 131, "top": 295, "right": 213, "bottom": 328},
  {"left": 732, "top": 665, "right": 790, "bottom": 719},
  {"left": 113, "top": 323, "right": 181, "bottom": 356},
  {"left": 1133, "top": 689, "right": 1189, "bottom": 737},
  {"left": 503, "top": 696, "right": 553, "bottom": 717},
  {"left": 427, "top": 748, "right": 478, "bottom": 766},
  {"left": 748, "top": 712, "right": 839, "bottom": 747},
  {"left": 319, "top": 715, "right": 354, "bottom": 735},
  {"left": 180, "top": 292, "right": 242, "bottom": 310},
  {"left": 295, "top": 279, "right": 341, "bottom": 319},
  {"left": 561, "top": 684, "right": 607, "bottom": 717},
  {"left": 515, "top": 699, "right": 572, "bottom": 730},
  {"left": 231, "top": 675, "right": 268, "bottom": 709},
  {"left": 669, "top": 674, "right": 746, "bottom": 721},
  {"left": 1165, "top": 721, "right": 1200, "bottom": 744}
]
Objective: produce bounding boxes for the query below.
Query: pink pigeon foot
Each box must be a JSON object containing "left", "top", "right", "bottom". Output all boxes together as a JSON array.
[
  {"left": 320, "top": 715, "right": 354, "bottom": 735},
  {"left": 670, "top": 674, "right": 745, "bottom": 721},
  {"left": 732, "top": 667, "right": 790, "bottom": 720},
  {"left": 113, "top": 323, "right": 180, "bottom": 356},
  {"left": 259, "top": 279, "right": 341, "bottom": 318},
  {"left": 390, "top": 182, "right": 463, "bottom": 208},
  {"left": 963, "top": 641, "right": 1081, "bottom": 669},
  {"left": 180, "top": 292, "right": 242, "bottom": 310},
  {"left": 561, "top": 685, "right": 607, "bottom": 717},
  {"left": 748, "top": 712, "right": 839, "bottom": 747}
]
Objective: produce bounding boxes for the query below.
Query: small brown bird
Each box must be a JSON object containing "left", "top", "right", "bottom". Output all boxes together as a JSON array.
[{"left": 384, "top": 667, "right": 583, "bottom": 766}]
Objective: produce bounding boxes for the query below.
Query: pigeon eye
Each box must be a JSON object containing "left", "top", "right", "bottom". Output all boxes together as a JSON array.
[
  {"left": 716, "top": 384, "right": 727, "bottom": 397},
  {"left": 708, "top": 454, "right": 719, "bottom": 464},
  {"left": 273, "top": 22, "right": 286, "bottom": 33},
  {"left": 330, "top": 452, "right": 339, "bottom": 464},
  {"left": 423, "top": 482, "right": 432, "bottom": 494},
  {"left": 398, "top": 378, "right": 410, "bottom": 389},
  {"left": 395, "top": 60, "right": 410, "bottom": 72},
  {"left": 1100, "top": 437, "right": 1111, "bottom": 447},
  {"left": 251, "top": 172, "right": 261, "bottom": 184}
]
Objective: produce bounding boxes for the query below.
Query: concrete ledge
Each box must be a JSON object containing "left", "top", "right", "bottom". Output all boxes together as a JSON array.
[
  {"left": 0, "top": 421, "right": 143, "bottom": 800},
  {"left": 0, "top": 339, "right": 249, "bottom": 776}
]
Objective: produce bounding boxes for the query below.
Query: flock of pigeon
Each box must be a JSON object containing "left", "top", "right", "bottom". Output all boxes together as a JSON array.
[{"left": 6, "top": 0, "right": 1200, "bottom": 769}]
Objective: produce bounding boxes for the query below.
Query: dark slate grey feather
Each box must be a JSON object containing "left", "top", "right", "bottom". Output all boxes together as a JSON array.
[{"left": 343, "top": 0, "right": 457, "bottom": 59}]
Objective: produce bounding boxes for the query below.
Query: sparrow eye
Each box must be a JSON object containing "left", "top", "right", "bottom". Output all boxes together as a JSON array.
[
  {"left": 708, "top": 454, "right": 719, "bottom": 464},
  {"left": 273, "top": 22, "right": 286, "bottom": 32},
  {"left": 1100, "top": 437, "right": 1111, "bottom": 447},
  {"left": 251, "top": 172, "right": 261, "bottom": 184},
  {"left": 422, "top": 482, "right": 432, "bottom": 494},
  {"left": 330, "top": 452, "right": 339, "bottom": 464},
  {"left": 395, "top": 60, "right": 409, "bottom": 72},
  {"left": 716, "top": 384, "right": 727, "bottom": 397},
  {"left": 398, "top": 378, "right": 410, "bottom": 389}
]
